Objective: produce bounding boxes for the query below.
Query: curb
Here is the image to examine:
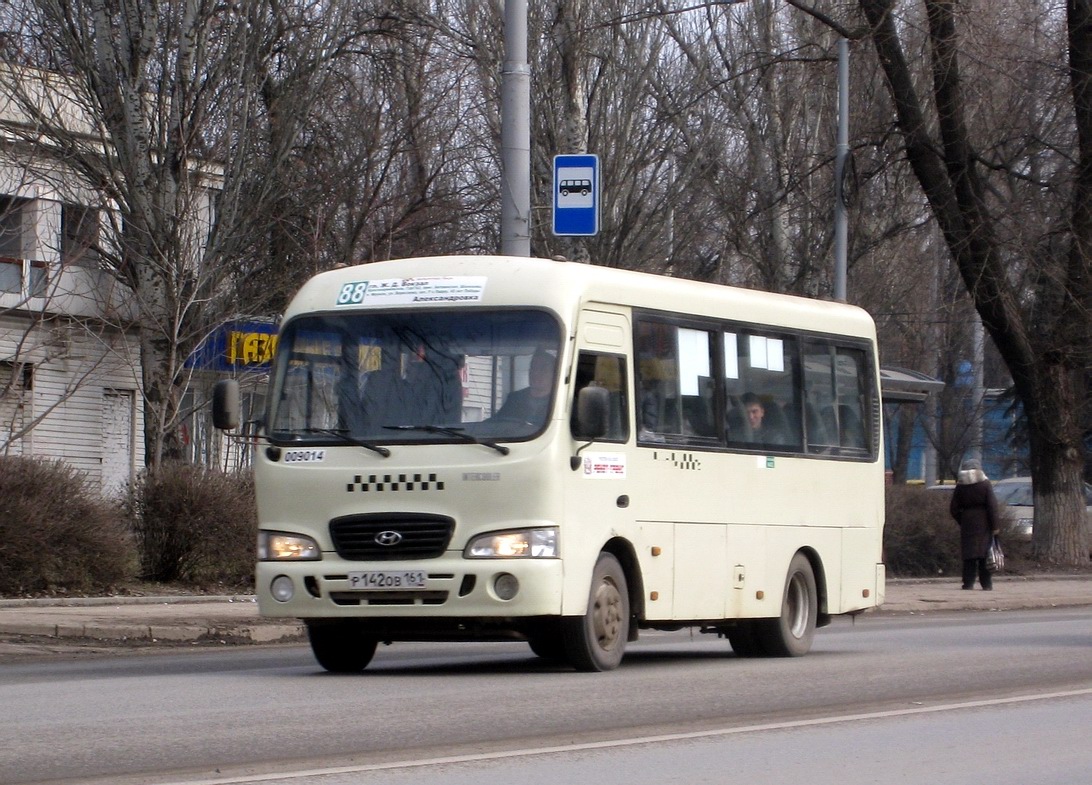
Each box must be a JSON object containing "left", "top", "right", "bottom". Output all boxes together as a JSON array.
[
  {"left": 0, "top": 619, "right": 305, "bottom": 645},
  {"left": 0, "top": 595, "right": 255, "bottom": 608},
  {"left": 0, "top": 595, "right": 306, "bottom": 645}
]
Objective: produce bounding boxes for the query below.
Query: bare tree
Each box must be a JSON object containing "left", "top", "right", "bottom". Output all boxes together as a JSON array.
[
  {"left": 0, "top": 0, "right": 381, "bottom": 467},
  {"left": 811, "top": 0, "right": 1092, "bottom": 562}
]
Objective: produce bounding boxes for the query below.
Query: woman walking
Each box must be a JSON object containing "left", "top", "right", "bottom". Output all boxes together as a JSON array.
[{"left": 949, "top": 458, "right": 1001, "bottom": 590}]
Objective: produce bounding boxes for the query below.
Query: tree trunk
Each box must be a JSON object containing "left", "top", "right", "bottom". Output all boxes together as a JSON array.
[
  {"left": 135, "top": 257, "right": 184, "bottom": 468},
  {"left": 858, "top": 0, "right": 1090, "bottom": 563}
]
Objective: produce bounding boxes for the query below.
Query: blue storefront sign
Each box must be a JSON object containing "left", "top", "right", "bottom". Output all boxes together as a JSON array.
[{"left": 187, "top": 321, "right": 279, "bottom": 372}]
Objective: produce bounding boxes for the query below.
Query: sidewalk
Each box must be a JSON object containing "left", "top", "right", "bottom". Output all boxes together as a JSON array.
[{"left": 0, "top": 574, "right": 1088, "bottom": 652}]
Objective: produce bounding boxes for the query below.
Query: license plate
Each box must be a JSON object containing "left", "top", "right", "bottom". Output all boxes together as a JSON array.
[{"left": 346, "top": 570, "right": 427, "bottom": 590}]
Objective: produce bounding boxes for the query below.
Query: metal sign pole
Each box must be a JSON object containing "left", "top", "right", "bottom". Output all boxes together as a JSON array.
[{"left": 500, "top": 0, "right": 531, "bottom": 257}]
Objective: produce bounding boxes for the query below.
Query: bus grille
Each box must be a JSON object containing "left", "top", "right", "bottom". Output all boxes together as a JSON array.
[{"left": 329, "top": 514, "right": 454, "bottom": 560}]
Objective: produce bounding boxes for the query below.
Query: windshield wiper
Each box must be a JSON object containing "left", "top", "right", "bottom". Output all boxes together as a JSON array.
[
  {"left": 383, "top": 424, "right": 510, "bottom": 456},
  {"left": 298, "top": 427, "right": 391, "bottom": 457}
]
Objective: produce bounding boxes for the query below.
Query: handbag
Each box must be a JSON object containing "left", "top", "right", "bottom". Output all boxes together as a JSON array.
[{"left": 986, "top": 536, "right": 1004, "bottom": 573}]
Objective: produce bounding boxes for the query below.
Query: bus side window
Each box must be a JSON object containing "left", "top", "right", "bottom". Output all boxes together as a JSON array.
[
  {"left": 571, "top": 352, "right": 629, "bottom": 442},
  {"left": 636, "top": 320, "right": 715, "bottom": 442},
  {"left": 803, "top": 342, "right": 872, "bottom": 454}
]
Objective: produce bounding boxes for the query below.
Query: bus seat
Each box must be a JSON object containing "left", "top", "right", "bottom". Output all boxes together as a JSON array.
[
  {"left": 821, "top": 405, "right": 839, "bottom": 445},
  {"left": 805, "top": 402, "right": 830, "bottom": 446},
  {"left": 838, "top": 404, "right": 866, "bottom": 448},
  {"left": 781, "top": 402, "right": 802, "bottom": 444},
  {"left": 682, "top": 395, "right": 715, "bottom": 436},
  {"left": 761, "top": 400, "right": 791, "bottom": 445}
]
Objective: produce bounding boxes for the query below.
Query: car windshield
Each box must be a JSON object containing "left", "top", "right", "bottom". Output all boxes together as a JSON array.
[
  {"left": 993, "top": 482, "right": 1033, "bottom": 506},
  {"left": 266, "top": 309, "right": 562, "bottom": 446},
  {"left": 993, "top": 480, "right": 1092, "bottom": 506}
]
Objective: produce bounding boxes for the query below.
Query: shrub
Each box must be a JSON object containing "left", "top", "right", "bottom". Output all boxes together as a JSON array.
[
  {"left": 883, "top": 484, "right": 963, "bottom": 577},
  {"left": 127, "top": 462, "right": 256, "bottom": 588},
  {"left": 0, "top": 456, "right": 136, "bottom": 595}
]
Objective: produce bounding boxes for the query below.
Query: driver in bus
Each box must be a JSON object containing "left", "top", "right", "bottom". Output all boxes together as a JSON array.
[{"left": 492, "top": 349, "right": 556, "bottom": 425}]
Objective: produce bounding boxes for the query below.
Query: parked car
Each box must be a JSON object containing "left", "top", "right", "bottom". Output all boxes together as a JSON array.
[{"left": 992, "top": 476, "right": 1092, "bottom": 544}]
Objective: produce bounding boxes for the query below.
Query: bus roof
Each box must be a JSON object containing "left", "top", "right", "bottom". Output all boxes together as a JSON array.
[{"left": 286, "top": 255, "right": 877, "bottom": 339}]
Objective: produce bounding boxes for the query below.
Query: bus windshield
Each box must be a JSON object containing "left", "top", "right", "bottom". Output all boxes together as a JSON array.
[{"left": 266, "top": 309, "right": 562, "bottom": 445}]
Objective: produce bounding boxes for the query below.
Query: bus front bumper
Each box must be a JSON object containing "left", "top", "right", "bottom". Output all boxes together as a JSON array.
[{"left": 255, "top": 555, "right": 565, "bottom": 621}]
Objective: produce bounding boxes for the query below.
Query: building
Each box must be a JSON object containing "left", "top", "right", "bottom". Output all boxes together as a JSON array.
[{"left": 0, "top": 65, "right": 218, "bottom": 494}]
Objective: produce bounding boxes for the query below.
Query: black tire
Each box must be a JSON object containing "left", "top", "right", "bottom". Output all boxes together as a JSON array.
[
  {"left": 561, "top": 552, "right": 629, "bottom": 671},
  {"left": 306, "top": 620, "right": 378, "bottom": 673},
  {"left": 725, "top": 620, "right": 764, "bottom": 657},
  {"left": 755, "top": 553, "right": 818, "bottom": 657}
]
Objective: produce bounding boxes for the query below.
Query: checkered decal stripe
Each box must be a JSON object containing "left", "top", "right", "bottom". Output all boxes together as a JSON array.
[
  {"left": 347, "top": 473, "right": 445, "bottom": 492},
  {"left": 652, "top": 451, "right": 702, "bottom": 471}
]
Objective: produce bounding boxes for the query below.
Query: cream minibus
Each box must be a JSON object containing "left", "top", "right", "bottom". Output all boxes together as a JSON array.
[{"left": 214, "top": 255, "right": 886, "bottom": 671}]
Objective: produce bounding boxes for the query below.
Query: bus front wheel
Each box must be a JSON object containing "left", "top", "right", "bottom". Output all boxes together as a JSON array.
[
  {"left": 725, "top": 620, "right": 764, "bottom": 657},
  {"left": 561, "top": 552, "right": 629, "bottom": 671},
  {"left": 306, "top": 620, "right": 378, "bottom": 673},
  {"left": 755, "top": 553, "right": 818, "bottom": 657}
]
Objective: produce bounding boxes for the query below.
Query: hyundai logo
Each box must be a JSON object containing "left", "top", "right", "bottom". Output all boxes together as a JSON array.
[{"left": 374, "top": 530, "right": 403, "bottom": 546}]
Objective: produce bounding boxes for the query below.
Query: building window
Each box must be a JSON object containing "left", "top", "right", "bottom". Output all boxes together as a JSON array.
[
  {"left": 0, "top": 361, "right": 31, "bottom": 455},
  {"left": 0, "top": 196, "right": 27, "bottom": 259},
  {"left": 0, "top": 197, "right": 46, "bottom": 298},
  {"left": 0, "top": 258, "right": 20, "bottom": 293},
  {"left": 62, "top": 204, "right": 101, "bottom": 268}
]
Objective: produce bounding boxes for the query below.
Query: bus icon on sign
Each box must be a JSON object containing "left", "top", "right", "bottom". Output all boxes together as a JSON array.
[{"left": 559, "top": 179, "right": 592, "bottom": 197}]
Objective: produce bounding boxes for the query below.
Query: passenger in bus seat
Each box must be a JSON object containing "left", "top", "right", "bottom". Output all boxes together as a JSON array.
[
  {"left": 491, "top": 349, "right": 555, "bottom": 425},
  {"left": 741, "top": 392, "right": 789, "bottom": 445}
]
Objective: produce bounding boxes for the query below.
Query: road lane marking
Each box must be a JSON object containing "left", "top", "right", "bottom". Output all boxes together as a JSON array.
[{"left": 155, "top": 687, "right": 1092, "bottom": 785}]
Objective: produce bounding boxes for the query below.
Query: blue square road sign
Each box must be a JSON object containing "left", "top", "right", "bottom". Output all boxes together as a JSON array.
[{"left": 553, "top": 154, "right": 599, "bottom": 236}]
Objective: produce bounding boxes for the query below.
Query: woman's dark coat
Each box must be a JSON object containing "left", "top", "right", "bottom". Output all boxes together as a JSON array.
[{"left": 949, "top": 480, "right": 1001, "bottom": 559}]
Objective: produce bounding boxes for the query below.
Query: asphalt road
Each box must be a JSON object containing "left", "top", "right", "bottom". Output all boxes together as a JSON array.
[{"left": 4, "top": 606, "right": 1091, "bottom": 785}]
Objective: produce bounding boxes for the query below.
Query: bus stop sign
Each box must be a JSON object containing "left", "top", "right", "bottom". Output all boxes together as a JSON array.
[{"left": 553, "top": 154, "right": 599, "bottom": 236}]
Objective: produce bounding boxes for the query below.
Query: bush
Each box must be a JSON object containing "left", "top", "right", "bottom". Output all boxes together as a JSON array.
[
  {"left": 0, "top": 456, "right": 137, "bottom": 595},
  {"left": 883, "top": 484, "right": 963, "bottom": 577},
  {"left": 127, "top": 462, "right": 256, "bottom": 588}
]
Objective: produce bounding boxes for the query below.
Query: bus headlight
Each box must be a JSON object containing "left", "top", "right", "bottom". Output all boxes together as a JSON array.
[
  {"left": 465, "top": 528, "right": 559, "bottom": 558},
  {"left": 258, "top": 531, "right": 321, "bottom": 561}
]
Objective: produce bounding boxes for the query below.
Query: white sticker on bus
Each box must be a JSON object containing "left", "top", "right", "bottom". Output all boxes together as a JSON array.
[
  {"left": 335, "top": 276, "right": 486, "bottom": 307},
  {"left": 582, "top": 453, "right": 627, "bottom": 479},
  {"left": 283, "top": 449, "right": 327, "bottom": 463}
]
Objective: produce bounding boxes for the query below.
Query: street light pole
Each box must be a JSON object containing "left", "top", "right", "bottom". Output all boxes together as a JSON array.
[
  {"left": 500, "top": 0, "right": 531, "bottom": 256},
  {"left": 834, "top": 38, "right": 849, "bottom": 302}
]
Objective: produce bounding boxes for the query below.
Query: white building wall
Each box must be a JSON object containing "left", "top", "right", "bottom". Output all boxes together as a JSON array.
[{"left": 0, "top": 310, "right": 144, "bottom": 493}]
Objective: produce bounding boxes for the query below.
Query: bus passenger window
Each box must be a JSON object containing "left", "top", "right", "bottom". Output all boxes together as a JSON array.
[
  {"left": 803, "top": 342, "right": 872, "bottom": 453},
  {"left": 725, "top": 330, "right": 799, "bottom": 449},
  {"left": 636, "top": 320, "right": 715, "bottom": 442}
]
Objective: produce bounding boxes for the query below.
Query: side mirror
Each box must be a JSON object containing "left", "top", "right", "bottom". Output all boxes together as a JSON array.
[
  {"left": 212, "top": 379, "right": 240, "bottom": 431},
  {"left": 574, "top": 384, "right": 610, "bottom": 440}
]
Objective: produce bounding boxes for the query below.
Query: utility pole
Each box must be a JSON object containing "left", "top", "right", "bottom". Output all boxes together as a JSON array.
[
  {"left": 500, "top": 0, "right": 531, "bottom": 256},
  {"left": 833, "top": 38, "right": 849, "bottom": 302}
]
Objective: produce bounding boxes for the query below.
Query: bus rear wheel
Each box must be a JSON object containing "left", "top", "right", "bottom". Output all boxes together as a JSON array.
[
  {"left": 306, "top": 620, "right": 378, "bottom": 673},
  {"left": 561, "top": 552, "right": 629, "bottom": 671},
  {"left": 755, "top": 553, "right": 817, "bottom": 657}
]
